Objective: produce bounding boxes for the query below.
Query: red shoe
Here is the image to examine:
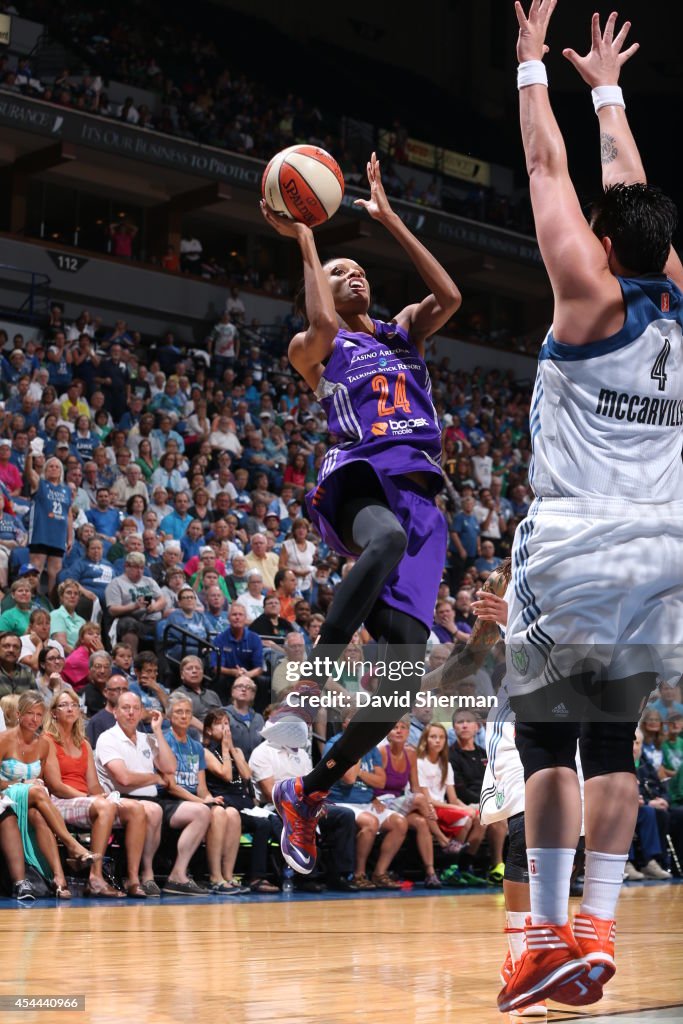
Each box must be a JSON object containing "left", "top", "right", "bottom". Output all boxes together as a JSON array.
[
  {"left": 501, "top": 936, "right": 547, "bottom": 1015},
  {"left": 500, "top": 949, "right": 513, "bottom": 985},
  {"left": 497, "top": 920, "right": 591, "bottom": 1014},
  {"left": 573, "top": 913, "right": 616, "bottom": 987}
]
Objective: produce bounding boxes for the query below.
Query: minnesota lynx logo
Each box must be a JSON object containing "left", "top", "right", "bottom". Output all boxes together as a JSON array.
[
  {"left": 495, "top": 789, "right": 505, "bottom": 810},
  {"left": 511, "top": 645, "right": 529, "bottom": 675}
]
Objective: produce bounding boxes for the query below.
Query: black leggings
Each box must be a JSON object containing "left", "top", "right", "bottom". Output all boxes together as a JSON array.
[
  {"left": 510, "top": 672, "right": 656, "bottom": 783},
  {"left": 304, "top": 466, "right": 429, "bottom": 793},
  {"left": 239, "top": 810, "right": 281, "bottom": 879}
]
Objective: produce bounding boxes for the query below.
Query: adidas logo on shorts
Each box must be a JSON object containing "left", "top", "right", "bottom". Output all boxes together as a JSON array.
[{"left": 551, "top": 702, "right": 569, "bottom": 717}]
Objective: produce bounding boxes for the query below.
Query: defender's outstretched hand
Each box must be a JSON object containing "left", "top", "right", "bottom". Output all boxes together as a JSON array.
[
  {"left": 514, "top": 0, "right": 557, "bottom": 63},
  {"left": 563, "top": 11, "right": 639, "bottom": 87},
  {"left": 353, "top": 152, "right": 394, "bottom": 223}
]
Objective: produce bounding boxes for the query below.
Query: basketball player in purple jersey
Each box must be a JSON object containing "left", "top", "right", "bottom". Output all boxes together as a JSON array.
[{"left": 260, "top": 152, "right": 461, "bottom": 873}]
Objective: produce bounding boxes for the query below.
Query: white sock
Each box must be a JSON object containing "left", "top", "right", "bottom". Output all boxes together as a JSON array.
[
  {"left": 580, "top": 850, "right": 627, "bottom": 920},
  {"left": 527, "top": 848, "right": 575, "bottom": 925},
  {"left": 506, "top": 910, "right": 528, "bottom": 964}
]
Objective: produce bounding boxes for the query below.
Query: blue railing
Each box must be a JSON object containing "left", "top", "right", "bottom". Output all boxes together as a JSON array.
[{"left": 0, "top": 264, "right": 51, "bottom": 324}]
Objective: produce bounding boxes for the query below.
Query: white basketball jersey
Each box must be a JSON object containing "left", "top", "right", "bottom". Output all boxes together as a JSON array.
[{"left": 529, "top": 275, "right": 683, "bottom": 503}]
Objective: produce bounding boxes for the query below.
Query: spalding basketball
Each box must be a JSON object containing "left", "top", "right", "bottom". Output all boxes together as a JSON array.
[{"left": 262, "top": 145, "right": 344, "bottom": 228}]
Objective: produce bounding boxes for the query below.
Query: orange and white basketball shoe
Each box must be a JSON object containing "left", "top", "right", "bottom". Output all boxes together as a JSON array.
[
  {"left": 500, "top": 945, "right": 547, "bottom": 1016},
  {"left": 573, "top": 913, "right": 616, "bottom": 987},
  {"left": 497, "top": 920, "right": 592, "bottom": 1014},
  {"left": 500, "top": 948, "right": 514, "bottom": 985}
]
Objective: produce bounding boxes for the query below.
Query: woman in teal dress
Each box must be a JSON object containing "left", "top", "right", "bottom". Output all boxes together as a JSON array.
[{"left": 0, "top": 691, "right": 95, "bottom": 897}]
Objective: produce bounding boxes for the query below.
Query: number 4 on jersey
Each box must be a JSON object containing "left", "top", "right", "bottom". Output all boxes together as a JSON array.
[{"left": 650, "top": 339, "right": 670, "bottom": 392}]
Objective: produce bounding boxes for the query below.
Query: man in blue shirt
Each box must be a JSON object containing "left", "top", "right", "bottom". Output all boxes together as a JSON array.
[
  {"left": 323, "top": 713, "right": 407, "bottom": 889},
  {"left": 474, "top": 540, "right": 502, "bottom": 575},
  {"left": 152, "top": 414, "right": 185, "bottom": 455},
  {"left": 449, "top": 495, "right": 480, "bottom": 589},
  {"left": 203, "top": 585, "right": 230, "bottom": 639},
  {"left": 213, "top": 602, "right": 264, "bottom": 705},
  {"left": 86, "top": 488, "right": 122, "bottom": 543},
  {"left": 160, "top": 491, "right": 192, "bottom": 541}
]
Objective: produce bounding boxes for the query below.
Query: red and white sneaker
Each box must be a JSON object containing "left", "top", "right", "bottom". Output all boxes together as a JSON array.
[
  {"left": 573, "top": 913, "right": 616, "bottom": 987},
  {"left": 500, "top": 949, "right": 514, "bottom": 986},
  {"left": 497, "top": 920, "right": 591, "bottom": 1014},
  {"left": 511, "top": 1003, "right": 548, "bottom": 1017},
  {"left": 500, "top": 944, "right": 547, "bottom": 1015}
]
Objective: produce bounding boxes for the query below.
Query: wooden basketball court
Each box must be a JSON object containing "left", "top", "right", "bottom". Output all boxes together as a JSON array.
[{"left": 1, "top": 882, "right": 681, "bottom": 1023}]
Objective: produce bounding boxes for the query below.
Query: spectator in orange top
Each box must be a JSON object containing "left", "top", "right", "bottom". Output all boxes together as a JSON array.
[
  {"left": 272, "top": 569, "right": 298, "bottom": 622},
  {"left": 43, "top": 689, "right": 148, "bottom": 898}
]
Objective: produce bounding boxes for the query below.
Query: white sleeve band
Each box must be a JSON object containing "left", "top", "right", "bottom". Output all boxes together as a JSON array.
[
  {"left": 517, "top": 60, "right": 548, "bottom": 90},
  {"left": 591, "top": 85, "right": 625, "bottom": 113}
]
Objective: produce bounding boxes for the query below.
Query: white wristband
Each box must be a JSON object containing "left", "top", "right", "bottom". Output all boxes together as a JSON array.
[
  {"left": 517, "top": 61, "right": 548, "bottom": 90},
  {"left": 591, "top": 85, "right": 625, "bottom": 113}
]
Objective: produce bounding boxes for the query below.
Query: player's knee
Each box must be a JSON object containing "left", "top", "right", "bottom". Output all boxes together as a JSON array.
[
  {"left": 370, "top": 521, "right": 407, "bottom": 566},
  {"left": 504, "top": 814, "right": 528, "bottom": 884},
  {"left": 515, "top": 720, "right": 579, "bottom": 782},
  {"left": 580, "top": 721, "right": 637, "bottom": 779}
]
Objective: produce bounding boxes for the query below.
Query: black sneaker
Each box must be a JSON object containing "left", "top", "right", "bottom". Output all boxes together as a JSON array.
[
  {"left": 329, "top": 875, "right": 361, "bottom": 892},
  {"left": 162, "top": 878, "right": 209, "bottom": 896},
  {"left": 141, "top": 879, "right": 161, "bottom": 898},
  {"left": 13, "top": 879, "right": 36, "bottom": 902},
  {"left": 294, "top": 879, "right": 327, "bottom": 894}
]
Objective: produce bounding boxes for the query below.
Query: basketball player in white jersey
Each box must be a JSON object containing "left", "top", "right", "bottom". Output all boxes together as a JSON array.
[{"left": 499, "top": 3, "right": 683, "bottom": 1014}]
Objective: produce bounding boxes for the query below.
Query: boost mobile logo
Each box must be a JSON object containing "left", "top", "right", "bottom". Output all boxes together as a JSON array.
[{"left": 389, "top": 417, "right": 429, "bottom": 434}]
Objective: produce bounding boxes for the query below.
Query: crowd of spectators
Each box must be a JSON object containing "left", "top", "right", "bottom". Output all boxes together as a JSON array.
[
  {"left": 1, "top": 0, "right": 531, "bottom": 233},
  {"left": 0, "top": 284, "right": 679, "bottom": 901}
]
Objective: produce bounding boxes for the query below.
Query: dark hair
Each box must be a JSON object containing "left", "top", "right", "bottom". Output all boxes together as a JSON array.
[
  {"left": 202, "top": 708, "right": 228, "bottom": 745},
  {"left": 38, "top": 645, "right": 64, "bottom": 671},
  {"left": 134, "top": 650, "right": 158, "bottom": 670},
  {"left": 273, "top": 569, "right": 286, "bottom": 590},
  {"left": 126, "top": 493, "right": 148, "bottom": 515},
  {"left": 590, "top": 183, "right": 678, "bottom": 274}
]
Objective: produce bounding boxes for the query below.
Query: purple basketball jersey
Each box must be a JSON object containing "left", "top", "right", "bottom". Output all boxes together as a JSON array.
[
  {"left": 313, "top": 319, "right": 443, "bottom": 486},
  {"left": 305, "top": 320, "right": 447, "bottom": 632}
]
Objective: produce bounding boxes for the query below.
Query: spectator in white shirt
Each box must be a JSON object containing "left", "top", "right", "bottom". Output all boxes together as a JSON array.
[{"left": 471, "top": 441, "right": 493, "bottom": 489}]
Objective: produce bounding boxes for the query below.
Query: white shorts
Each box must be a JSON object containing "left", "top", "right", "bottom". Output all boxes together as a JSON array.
[
  {"left": 334, "top": 801, "right": 400, "bottom": 828},
  {"left": 479, "top": 692, "right": 524, "bottom": 826},
  {"left": 479, "top": 690, "right": 586, "bottom": 833},
  {"left": 506, "top": 498, "right": 683, "bottom": 697}
]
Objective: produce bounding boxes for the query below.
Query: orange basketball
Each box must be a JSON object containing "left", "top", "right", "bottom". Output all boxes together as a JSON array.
[{"left": 262, "top": 145, "right": 345, "bottom": 227}]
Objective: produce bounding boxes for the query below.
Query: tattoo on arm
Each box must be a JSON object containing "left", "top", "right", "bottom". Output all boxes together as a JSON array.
[{"left": 600, "top": 133, "right": 618, "bottom": 165}]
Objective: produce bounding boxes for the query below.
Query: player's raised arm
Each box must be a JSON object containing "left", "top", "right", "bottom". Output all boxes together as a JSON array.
[
  {"left": 514, "top": 0, "right": 618, "bottom": 327},
  {"left": 563, "top": 12, "right": 683, "bottom": 290},
  {"left": 354, "top": 152, "right": 461, "bottom": 354},
  {"left": 260, "top": 201, "right": 338, "bottom": 388}
]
